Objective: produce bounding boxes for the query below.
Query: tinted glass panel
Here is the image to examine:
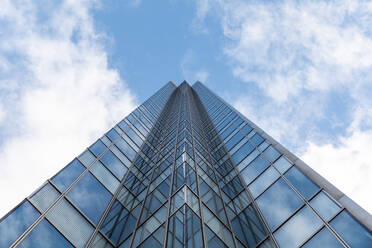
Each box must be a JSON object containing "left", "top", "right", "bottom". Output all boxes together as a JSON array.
[
  {"left": 225, "top": 132, "right": 244, "bottom": 151},
  {"left": 310, "top": 191, "right": 340, "bottom": 221},
  {"left": 263, "top": 146, "right": 280, "bottom": 162},
  {"left": 67, "top": 172, "right": 112, "bottom": 224},
  {"left": 241, "top": 154, "right": 269, "bottom": 185},
  {"left": 302, "top": 227, "right": 343, "bottom": 248},
  {"left": 250, "top": 133, "right": 264, "bottom": 147},
  {"left": 30, "top": 183, "right": 60, "bottom": 212},
  {"left": 232, "top": 141, "right": 255, "bottom": 164},
  {"left": 91, "top": 233, "right": 114, "bottom": 248},
  {"left": 90, "top": 139, "right": 107, "bottom": 157},
  {"left": 101, "top": 150, "right": 128, "bottom": 179},
  {"left": 107, "top": 128, "right": 120, "bottom": 142},
  {"left": 47, "top": 198, "right": 93, "bottom": 248},
  {"left": 126, "top": 127, "right": 143, "bottom": 147},
  {"left": 237, "top": 149, "right": 259, "bottom": 171},
  {"left": 285, "top": 166, "right": 319, "bottom": 199},
  {"left": 256, "top": 178, "right": 303, "bottom": 230},
  {"left": 18, "top": 218, "right": 73, "bottom": 248},
  {"left": 0, "top": 201, "right": 40, "bottom": 247},
  {"left": 330, "top": 210, "right": 372, "bottom": 247},
  {"left": 249, "top": 166, "right": 280, "bottom": 198},
  {"left": 52, "top": 159, "right": 85, "bottom": 192},
  {"left": 115, "top": 138, "right": 137, "bottom": 161},
  {"left": 274, "top": 206, "right": 322, "bottom": 248},
  {"left": 78, "top": 149, "right": 96, "bottom": 167},
  {"left": 273, "top": 156, "right": 291, "bottom": 173},
  {"left": 90, "top": 161, "right": 120, "bottom": 194}
]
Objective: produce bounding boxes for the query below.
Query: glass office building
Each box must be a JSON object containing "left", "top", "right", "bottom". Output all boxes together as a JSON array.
[{"left": 1, "top": 81, "right": 371, "bottom": 248}]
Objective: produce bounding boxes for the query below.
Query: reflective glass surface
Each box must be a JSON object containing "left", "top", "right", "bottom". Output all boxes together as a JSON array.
[
  {"left": 274, "top": 205, "right": 322, "bottom": 248},
  {"left": 100, "top": 150, "right": 128, "bottom": 179},
  {"left": 90, "top": 139, "right": 107, "bottom": 157},
  {"left": 273, "top": 156, "right": 291, "bottom": 173},
  {"left": 78, "top": 149, "right": 96, "bottom": 167},
  {"left": 285, "top": 166, "right": 319, "bottom": 199},
  {"left": 91, "top": 233, "right": 114, "bottom": 248},
  {"left": 47, "top": 198, "right": 94, "bottom": 248},
  {"left": 256, "top": 178, "right": 303, "bottom": 230},
  {"left": 114, "top": 138, "right": 137, "bottom": 161},
  {"left": 232, "top": 141, "right": 255, "bottom": 164},
  {"left": 90, "top": 161, "right": 120, "bottom": 194},
  {"left": 30, "top": 183, "right": 60, "bottom": 212},
  {"left": 302, "top": 227, "right": 343, "bottom": 248},
  {"left": 249, "top": 166, "right": 280, "bottom": 198},
  {"left": 4, "top": 82, "right": 370, "bottom": 248},
  {"left": 241, "top": 154, "right": 269, "bottom": 185},
  {"left": 18, "top": 218, "right": 73, "bottom": 248},
  {"left": 310, "top": 191, "right": 340, "bottom": 221},
  {"left": 0, "top": 201, "right": 40, "bottom": 247},
  {"left": 263, "top": 146, "right": 280, "bottom": 162},
  {"left": 51, "top": 159, "right": 85, "bottom": 192},
  {"left": 330, "top": 210, "right": 372, "bottom": 247},
  {"left": 67, "top": 172, "right": 112, "bottom": 224}
]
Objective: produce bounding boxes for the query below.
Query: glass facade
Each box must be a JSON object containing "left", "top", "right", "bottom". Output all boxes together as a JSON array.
[{"left": 1, "top": 81, "right": 371, "bottom": 248}]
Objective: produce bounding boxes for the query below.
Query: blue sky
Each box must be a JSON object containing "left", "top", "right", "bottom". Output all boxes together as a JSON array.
[{"left": 0, "top": 0, "right": 372, "bottom": 217}]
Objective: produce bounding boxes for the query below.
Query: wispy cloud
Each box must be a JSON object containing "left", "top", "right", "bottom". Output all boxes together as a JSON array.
[
  {"left": 192, "top": 0, "right": 372, "bottom": 212},
  {"left": 0, "top": 0, "right": 137, "bottom": 217},
  {"left": 181, "top": 49, "right": 210, "bottom": 83}
]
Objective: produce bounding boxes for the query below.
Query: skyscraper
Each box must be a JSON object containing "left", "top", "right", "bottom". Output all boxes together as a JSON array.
[{"left": 0, "top": 81, "right": 371, "bottom": 248}]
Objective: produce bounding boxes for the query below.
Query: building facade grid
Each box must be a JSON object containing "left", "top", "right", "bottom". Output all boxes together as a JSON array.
[{"left": 0, "top": 81, "right": 371, "bottom": 248}]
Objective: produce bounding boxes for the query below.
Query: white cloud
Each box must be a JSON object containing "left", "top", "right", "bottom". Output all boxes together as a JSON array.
[
  {"left": 302, "top": 128, "right": 372, "bottom": 213},
  {"left": 0, "top": 0, "right": 137, "bottom": 217},
  {"left": 192, "top": 0, "right": 372, "bottom": 213}
]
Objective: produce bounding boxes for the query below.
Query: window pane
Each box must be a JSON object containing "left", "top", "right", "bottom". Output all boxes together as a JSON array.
[
  {"left": 273, "top": 156, "right": 291, "bottom": 173},
  {"left": 30, "top": 183, "right": 60, "bottom": 212},
  {"left": 91, "top": 233, "right": 114, "bottom": 248},
  {"left": 274, "top": 206, "right": 322, "bottom": 248},
  {"left": 90, "top": 161, "right": 120, "bottom": 194},
  {"left": 310, "top": 191, "right": 340, "bottom": 221},
  {"left": 114, "top": 138, "right": 137, "bottom": 161},
  {"left": 51, "top": 159, "right": 85, "bottom": 192},
  {"left": 126, "top": 127, "right": 143, "bottom": 147},
  {"left": 256, "top": 178, "right": 303, "bottom": 230},
  {"left": 285, "top": 166, "right": 319, "bottom": 199},
  {"left": 231, "top": 204, "right": 267, "bottom": 247},
  {"left": 0, "top": 201, "right": 40, "bottom": 247},
  {"left": 241, "top": 154, "right": 269, "bottom": 185},
  {"left": 330, "top": 210, "right": 372, "bottom": 247},
  {"left": 250, "top": 133, "right": 264, "bottom": 147},
  {"left": 78, "top": 149, "right": 96, "bottom": 167},
  {"left": 237, "top": 149, "right": 259, "bottom": 171},
  {"left": 258, "top": 238, "right": 276, "bottom": 248},
  {"left": 67, "top": 172, "right": 112, "bottom": 225},
  {"left": 232, "top": 141, "right": 254, "bottom": 164},
  {"left": 46, "top": 198, "right": 94, "bottom": 248},
  {"left": 101, "top": 150, "right": 128, "bottom": 180},
  {"left": 18, "top": 218, "right": 73, "bottom": 248},
  {"left": 258, "top": 141, "right": 269, "bottom": 151},
  {"left": 225, "top": 131, "right": 244, "bottom": 151},
  {"left": 107, "top": 128, "right": 120, "bottom": 142},
  {"left": 90, "top": 139, "right": 107, "bottom": 157},
  {"left": 110, "top": 145, "right": 131, "bottom": 168},
  {"left": 202, "top": 205, "right": 234, "bottom": 247},
  {"left": 204, "top": 225, "right": 228, "bottom": 248},
  {"left": 263, "top": 146, "right": 280, "bottom": 162},
  {"left": 302, "top": 227, "right": 343, "bottom": 248},
  {"left": 249, "top": 166, "right": 280, "bottom": 198}
]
